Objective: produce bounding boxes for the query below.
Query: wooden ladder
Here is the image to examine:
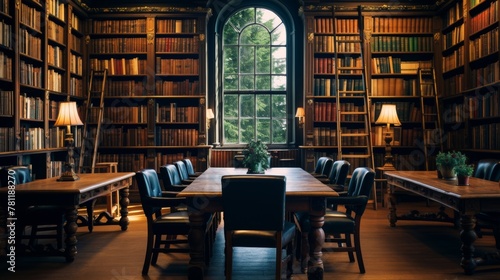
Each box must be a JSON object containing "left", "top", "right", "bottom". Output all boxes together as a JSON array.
[
  {"left": 418, "top": 68, "right": 443, "bottom": 170},
  {"left": 78, "top": 69, "right": 107, "bottom": 173},
  {"left": 332, "top": 6, "right": 376, "bottom": 208}
]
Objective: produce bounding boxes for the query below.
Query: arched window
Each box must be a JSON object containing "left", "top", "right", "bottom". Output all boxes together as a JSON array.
[{"left": 222, "top": 7, "right": 287, "bottom": 144}]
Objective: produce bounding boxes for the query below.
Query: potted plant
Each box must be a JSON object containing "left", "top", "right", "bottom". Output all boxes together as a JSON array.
[
  {"left": 242, "top": 139, "right": 270, "bottom": 174},
  {"left": 435, "top": 151, "right": 467, "bottom": 180},
  {"left": 454, "top": 164, "right": 474, "bottom": 186}
]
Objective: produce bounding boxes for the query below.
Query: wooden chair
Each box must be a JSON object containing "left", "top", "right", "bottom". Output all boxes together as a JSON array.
[
  {"left": 183, "top": 158, "right": 202, "bottom": 177},
  {"left": 159, "top": 164, "right": 190, "bottom": 192},
  {"left": 0, "top": 166, "right": 65, "bottom": 250},
  {"left": 322, "top": 167, "right": 375, "bottom": 273},
  {"left": 311, "top": 157, "right": 333, "bottom": 179},
  {"left": 221, "top": 175, "right": 295, "bottom": 279},
  {"left": 174, "top": 160, "right": 195, "bottom": 184}
]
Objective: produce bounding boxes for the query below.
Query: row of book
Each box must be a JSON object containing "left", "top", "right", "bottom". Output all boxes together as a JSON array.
[
  {"left": 442, "top": 25, "right": 464, "bottom": 50},
  {"left": 0, "top": 127, "right": 14, "bottom": 152},
  {"left": 87, "top": 106, "right": 148, "bottom": 123},
  {"left": 0, "top": 90, "right": 13, "bottom": 116},
  {"left": 314, "top": 128, "right": 368, "bottom": 146},
  {"left": 313, "top": 102, "right": 364, "bottom": 122},
  {"left": 156, "top": 128, "right": 199, "bottom": 146},
  {"left": 471, "top": 123, "right": 500, "bottom": 150},
  {"left": 314, "top": 57, "right": 362, "bottom": 74},
  {"left": 155, "top": 58, "right": 200, "bottom": 75},
  {"left": 442, "top": 46, "right": 464, "bottom": 73},
  {"left": 47, "top": 69, "right": 62, "bottom": 92},
  {"left": 156, "top": 37, "right": 200, "bottom": 53},
  {"left": 155, "top": 79, "right": 200, "bottom": 96},
  {"left": 373, "top": 17, "right": 433, "bottom": 33},
  {"left": 19, "top": 94, "right": 43, "bottom": 120},
  {"left": 20, "top": 2, "right": 41, "bottom": 31},
  {"left": 19, "top": 28, "right": 42, "bottom": 59},
  {"left": 372, "top": 102, "right": 435, "bottom": 122},
  {"left": 313, "top": 35, "right": 361, "bottom": 53},
  {"left": 70, "top": 54, "right": 83, "bottom": 75},
  {"left": 20, "top": 127, "right": 45, "bottom": 150},
  {"left": 443, "top": 1, "right": 463, "bottom": 27},
  {"left": 0, "top": 0, "right": 9, "bottom": 14},
  {"left": 156, "top": 104, "right": 199, "bottom": 123},
  {"left": 313, "top": 18, "right": 359, "bottom": 34},
  {"left": 92, "top": 19, "right": 147, "bottom": 34},
  {"left": 370, "top": 77, "right": 418, "bottom": 96},
  {"left": 48, "top": 126, "right": 66, "bottom": 148},
  {"left": 69, "top": 77, "right": 83, "bottom": 97},
  {"left": 313, "top": 78, "right": 364, "bottom": 96},
  {"left": 442, "top": 73, "right": 463, "bottom": 97},
  {"left": 70, "top": 33, "right": 82, "bottom": 53},
  {"left": 47, "top": 0, "right": 65, "bottom": 21},
  {"left": 371, "top": 36, "right": 433, "bottom": 52},
  {"left": 20, "top": 61, "right": 42, "bottom": 87},
  {"left": 470, "top": 0, "right": 498, "bottom": 34},
  {"left": 371, "top": 57, "right": 432, "bottom": 74},
  {"left": 70, "top": 12, "right": 83, "bottom": 32},
  {"left": 94, "top": 153, "right": 146, "bottom": 173},
  {"left": 156, "top": 19, "right": 198, "bottom": 33},
  {"left": 0, "top": 20, "right": 12, "bottom": 48},
  {"left": 0, "top": 52, "right": 12, "bottom": 80},
  {"left": 47, "top": 20, "right": 65, "bottom": 44},
  {"left": 48, "top": 45, "right": 64, "bottom": 68},
  {"left": 469, "top": 28, "right": 498, "bottom": 61},
  {"left": 90, "top": 57, "right": 147, "bottom": 75},
  {"left": 90, "top": 37, "right": 147, "bottom": 53},
  {"left": 97, "top": 79, "right": 146, "bottom": 96},
  {"left": 471, "top": 61, "right": 499, "bottom": 87},
  {"left": 467, "top": 91, "right": 500, "bottom": 119},
  {"left": 100, "top": 127, "right": 149, "bottom": 146}
]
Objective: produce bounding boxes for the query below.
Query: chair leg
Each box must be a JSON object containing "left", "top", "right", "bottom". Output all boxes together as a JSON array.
[
  {"left": 151, "top": 234, "right": 162, "bottom": 264},
  {"left": 276, "top": 240, "right": 283, "bottom": 280},
  {"left": 142, "top": 231, "right": 154, "bottom": 275},
  {"left": 354, "top": 230, "right": 365, "bottom": 273},
  {"left": 225, "top": 232, "right": 233, "bottom": 280},
  {"left": 345, "top": 233, "right": 355, "bottom": 262},
  {"left": 286, "top": 239, "right": 294, "bottom": 278}
]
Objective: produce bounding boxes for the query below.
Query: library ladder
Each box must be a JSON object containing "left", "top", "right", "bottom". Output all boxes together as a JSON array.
[
  {"left": 417, "top": 67, "right": 443, "bottom": 170},
  {"left": 332, "top": 6, "right": 376, "bottom": 207},
  {"left": 78, "top": 69, "right": 108, "bottom": 174}
]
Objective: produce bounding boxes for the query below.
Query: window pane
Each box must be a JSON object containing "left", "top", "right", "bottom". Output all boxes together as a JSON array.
[
  {"left": 272, "top": 119, "right": 287, "bottom": 143},
  {"left": 240, "top": 94, "right": 254, "bottom": 117},
  {"left": 240, "top": 75, "right": 254, "bottom": 90},
  {"left": 224, "top": 46, "right": 239, "bottom": 74},
  {"left": 229, "top": 8, "right": 254, "bottom": 31},
  {"left": 224, "top": 95, "right": 238, "bottom": 117},
  {"left": 256, "top": 75, "right": 270, "bottom": 90},
  {"left": 240, "top": 46, "right": 254, "bottom": 74},
  {"left": 241, "top": 25, "right": 270, "bottom": 45},
  {"left": 257, "top": 119, "right": 270, "bottom": 142},
  {"left": 271, "top": 24, "right": 286, "bottom": 45},
  {"left": 224, "top": 119, "right": 239, "bottom": 143},
  {"left": 272, "top": 94, "right": 286, "bottom": 118},
  {"left": 256, "top": 46, "right": 270, "bottom": 73},
  {"left": 272, "top": 47, "right": 286, "bottom": 74},
  {"left": 257, "top": 8, "right": 280, "bottom": 31},
  {"left": 224, "top": 74, "right": 238, "bottom": 90},
  {"left": 223, "top": 24, "right": 238, "bottom": 45},
  {"left": 241, "top": 119, "right": 255, "bottom": 142},
  {"left": 257, "top": 95, "right": 270, "bottom": 117},
  {"left": 272, "top": 75, "right": 286, "bottom": 90}
]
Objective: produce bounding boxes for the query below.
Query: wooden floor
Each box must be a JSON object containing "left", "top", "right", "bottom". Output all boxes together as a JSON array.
[{"left": 2, "top": 200, "right": 500, "bottom": 280}]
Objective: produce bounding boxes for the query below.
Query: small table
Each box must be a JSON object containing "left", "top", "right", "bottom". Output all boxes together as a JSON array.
[
  {"left": 178, "top": 167, "right": 338, "bottom": 280},
  {"left": 0, "top": 172, "right": 135, "bottom": 262},
  {"left": 384, "top": 170, "right": 500, "bottom": 274}
]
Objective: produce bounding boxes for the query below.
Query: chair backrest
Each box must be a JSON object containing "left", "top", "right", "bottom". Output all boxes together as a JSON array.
[
  {"left": 174, "top": 160, "right": 190, "bottom": 181},
  {"left": 135, "top": 169, "right": 163, "bottom": 216},
  {"left": 345, "top": 167, "right": 375, "bottom": 215},
  {"left": 313, "top": 157, "right": 329, "bottom": 174},
  {"left": 221, "top": 175, "right": 286, "bottom": 231},
  {"left": 183, "top": 158, "right": 196, "bottom": 176},
  {"left": 0, "top": 165, "right": 32, "bottom": 187},
  {"left": 474, "top": 159, "right": 500, "bottom": 181},
  {"left": 160, "top": 164, "right": 183, "bottom": 191},
  {"left": 321, "top": 158, "right": 334, "bottom": 176},
  {"left": 327, "top": 160, "right": 350, "bottom": 186}
]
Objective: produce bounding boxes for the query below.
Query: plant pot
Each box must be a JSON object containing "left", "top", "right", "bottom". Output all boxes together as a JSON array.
[
  {"left": 457, "top": 175, "right": 470, "bottom": 186},
  {"left": 247, "top": 163, "right": 265, "bottom": 174},
  {"left": 437, "top": 169, "right": 443, "bottom": 179},
  {"left": 439, "top": 166, "right": 456, "bottom": 180}
]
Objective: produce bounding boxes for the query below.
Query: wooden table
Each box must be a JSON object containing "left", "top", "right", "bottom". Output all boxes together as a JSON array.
[
  {"left": 0, "top": 172, "right": 135, "bottom": 262},
  {"left": 384, "top": 170, "right": 500, "bottom": 275},
  {"left": 177, "top": 167, "right": 338, "bottom": 280}
]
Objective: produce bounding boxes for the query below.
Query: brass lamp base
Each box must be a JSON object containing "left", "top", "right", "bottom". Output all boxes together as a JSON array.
[{"left": 57, "top": 171, "right": 80, "bottom": 181}]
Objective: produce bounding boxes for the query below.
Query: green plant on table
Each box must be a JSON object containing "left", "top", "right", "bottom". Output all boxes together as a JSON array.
[
  {"left": 435, "top": 151, "right": 467, "bottom": 169},
  {"left": 454, "top": 164, "right": 474, "bottom": 177},
  {"left": 242, "top": 139, "right": 270, "bottom": 170}
]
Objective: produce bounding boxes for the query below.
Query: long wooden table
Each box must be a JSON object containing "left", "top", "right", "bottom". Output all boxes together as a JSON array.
[
  {"left": 0, "top": 172, "right": 135, "bottom": 262},
  {"left": 384, "top": 170, "right": 500, "bottom": 275},
  {"left": 177, "top": 167, "right": 338, "bottom": 280}
]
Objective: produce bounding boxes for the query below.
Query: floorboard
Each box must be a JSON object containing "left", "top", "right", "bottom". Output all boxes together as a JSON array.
[{"left": 2, "top": 200, "right": 500, "bottom": 280}]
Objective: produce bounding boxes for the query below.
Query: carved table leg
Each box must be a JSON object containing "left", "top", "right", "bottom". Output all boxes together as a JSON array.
[
  {"left": 188, "top": 210, "right": 207, "bottom": 280},
  {"left": 119, "top": 187, "right": 130, "bottom": 231},
  {"left": 460, "top": 213, "right": 477, "bottom": 275},
  {"left": 64, "top": 206, "right": 79, "bottom": 262},
  {"left": 307, "top": 198, "right": 325, "bottom": 280},
  {"left": 388, "top": 186, "right": 398, "bottom": 227}
]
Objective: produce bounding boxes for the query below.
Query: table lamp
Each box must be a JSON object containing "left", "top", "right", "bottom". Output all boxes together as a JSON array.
[
  {"left": 54, "top": 102, "right": 83, "bottom": 181},
  {"left": 375, "top": 104, "right": 401, "bottom": 168}
]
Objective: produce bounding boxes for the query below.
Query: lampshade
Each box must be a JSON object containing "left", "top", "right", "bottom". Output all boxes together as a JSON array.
[
  {"left": 54, "top": 102, "right": 83, "bottom": 127},
  {"left": 295, "top": 107, "right": 305, "bottom": 118},
  {"left": 375, "top": 104, "right": 401, "bottom": 126},
  {"left": 206, "top": 108, "right": 214, "bottom": 119}
]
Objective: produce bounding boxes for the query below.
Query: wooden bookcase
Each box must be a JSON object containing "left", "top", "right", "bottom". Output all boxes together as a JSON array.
[{"left": 438, "top": 0, "right": 499, "bottom": 161}]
